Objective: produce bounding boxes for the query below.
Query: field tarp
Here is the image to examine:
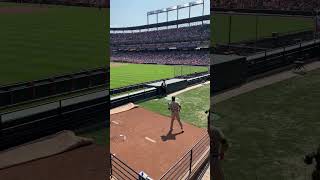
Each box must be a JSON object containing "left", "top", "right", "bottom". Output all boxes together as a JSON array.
[{"left": 0, "top": 130, "right": 93, "bottom": 170}]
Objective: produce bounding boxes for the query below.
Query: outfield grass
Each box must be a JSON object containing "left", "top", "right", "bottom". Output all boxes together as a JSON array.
[
  {"left": 0, "top": 3, "right": 108, "bottom": 85},
  {"left": 214, "top": 69, "right": 320, "bottom": 180},
  {"left": 111, "top": 63, "right": 208, "bottom": 89},
  {"left": 139, "top": 84, "right": 210, "bottom": 128},
  {"left": 211, "top": 13, "right": 314, "bottom": 45}
]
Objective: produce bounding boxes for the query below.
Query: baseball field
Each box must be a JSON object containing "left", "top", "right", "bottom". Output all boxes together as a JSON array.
[
  {"left": 110, "top": 62, "right": 208, "bottom": 89},
  {"left": 0, "top": 2, "right": 108, "bottom": 85},
  {"left": 211, "top": 13, "right": 314, "bottom": 45}
]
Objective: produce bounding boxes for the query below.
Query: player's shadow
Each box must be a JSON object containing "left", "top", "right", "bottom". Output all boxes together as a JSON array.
[{"left": 161, "top": 129, "right": 184, "bottom": 141}]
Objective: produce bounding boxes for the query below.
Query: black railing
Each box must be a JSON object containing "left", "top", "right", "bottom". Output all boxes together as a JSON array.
[
  {"left": 0, "top": 67, "right": 108, "bottom": 107},
  {"left": 247, "top": 38, "right": 320, "bottom": 77},
  {"left": 0, "top": 89, "right": 109, "bottom": 150},
  {"left": 110, "top": 154, "right": 143, "bottom": 180},
  {"left": 214, "top": 29, "right": 317, "bottom": 55},
  {"left": 159, "top": 133, "right": 210, "bottom": 180},
  {"left": 109, "top": 133, "right": 209, "bottom": 180}
]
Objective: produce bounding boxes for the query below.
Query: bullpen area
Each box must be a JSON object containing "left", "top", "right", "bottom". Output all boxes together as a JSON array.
[{"left": 110, "top": 82, "right": 210, "bottom": 180}]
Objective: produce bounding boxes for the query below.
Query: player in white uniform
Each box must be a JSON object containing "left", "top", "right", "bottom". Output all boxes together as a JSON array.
[{"left": 168, "top": 96, "right": 183, "bottom": 132}]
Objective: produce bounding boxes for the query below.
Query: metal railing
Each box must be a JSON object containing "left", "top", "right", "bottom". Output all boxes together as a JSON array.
[
  {"left": 0, "top": 67, "right": 108, "bottom": 107},
  {"left": 110, "top": 154, "right": 143, "bottom": 180},
  {"left": 159, "top": 133, "right": 210, "bottom": 180},
  {"left": 0, "top": 89, "right": 108, "bottom": 150},
  {"left": 246, "top": 38, "right": 320, "bottom": 77}
]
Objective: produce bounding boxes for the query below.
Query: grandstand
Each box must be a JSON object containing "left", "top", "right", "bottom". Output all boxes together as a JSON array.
[{"left": 110, "top": 16, "right": 210, "bottom": 66}]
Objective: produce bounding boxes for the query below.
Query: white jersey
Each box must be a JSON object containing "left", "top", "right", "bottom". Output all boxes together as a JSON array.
[{"left": 169, "top": 101, "right": 181, "bottom": 113}]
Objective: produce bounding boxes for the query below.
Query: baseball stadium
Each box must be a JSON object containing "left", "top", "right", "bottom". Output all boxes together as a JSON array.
[
  {"left": 0, "top": 0, "right": 109, "bottom": 179},
  {"left": 211, "top": 0, "right": 320, "bottom": 180},
  {"left": 110, "top": 0, "right": 211, "bottom": 179}
]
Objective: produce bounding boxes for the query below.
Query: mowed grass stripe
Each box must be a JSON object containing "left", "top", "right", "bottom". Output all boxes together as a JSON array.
[
  {"left": 0, "top": 3, "right": 108, "bottom": 84},
  {"left": 111, "top": 64, "right": 173, "bottom": 88},
  {"left": 111, "top": 63, "right": 208, "bottom": 89}
]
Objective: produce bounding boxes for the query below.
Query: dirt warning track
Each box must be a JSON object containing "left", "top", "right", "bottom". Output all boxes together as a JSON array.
[{"left": 110, "top": 107, "right": 207, "bottom": 179}]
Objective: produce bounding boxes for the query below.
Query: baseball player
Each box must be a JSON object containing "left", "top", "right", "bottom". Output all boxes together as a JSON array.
[
  {"left": 161, "top": 80, "right": 167, "bottom": 96},
  {"left": 207, "top": 109, "right": 229, "bottom": 180},
  {"left": 168, "top": 96, "right": 183, "bottom": 132}
]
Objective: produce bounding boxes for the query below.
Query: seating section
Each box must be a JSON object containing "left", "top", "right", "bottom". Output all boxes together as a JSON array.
[
  {"left": 111, "top": 50, "right": 209, "bottom": 66},
  {"left": 111, "top": 24, "right": 210, "bottom": 50}
]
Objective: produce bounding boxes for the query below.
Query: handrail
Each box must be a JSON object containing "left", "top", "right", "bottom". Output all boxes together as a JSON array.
[
  {"left": 0, "top": 88, "right": 108, "bottom": 116},
  {"left": 2, "top": 100, "right": 107, "bottom": 130},
  {"left": 159, "top": 133, "right": 209, "bottom": 179},
  {"left": 0, "top": 67, "right": 107, "bottom": 89},
  {"left": 110, "top": 154, "right": 141, "bottom": 179}
]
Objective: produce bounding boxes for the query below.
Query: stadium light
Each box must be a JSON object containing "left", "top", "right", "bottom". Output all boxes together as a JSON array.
[
  {"left": 168, "top": 6, "right": 178, "bottom": 10},
  {"left": 147, "top": 11, "right": 155, "bottom": 15},
  {"left": 178, "top": 3, "right": 190, "bottom": 9},
  {"left": 146, "top": 1, "right": 205, "bottom": 27},
  {"left": 195, "top": 0, "right": 204, "bottom": 4}
]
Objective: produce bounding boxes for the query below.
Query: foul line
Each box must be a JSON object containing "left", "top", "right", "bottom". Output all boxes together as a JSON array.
[
  {"left": 112, "top": 121, "right": 119, "bottom": 125},
  {"left": 145, "top": 137, "right": 156, "bottom": 143}
]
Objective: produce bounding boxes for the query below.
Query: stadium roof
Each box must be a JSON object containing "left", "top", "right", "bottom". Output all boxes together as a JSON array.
[{"left": 110, "top": 15, "right": 210, "bottom": 31}]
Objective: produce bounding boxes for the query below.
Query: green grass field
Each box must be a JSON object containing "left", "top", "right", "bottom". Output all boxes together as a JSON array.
[
  {"left": 213, "top": 69, "right": 320, "bottom": 180},
  {"left": 110, "top": 63, "right": 208, "bottom": 89},
  {"left": 211, "top": 13, "right": 314, "bottom": 45},
  {"left": 139, "top": 84, "right": 210, "bottom": 128},
  {"left": 0, "top": 3, "right": 108, "bottom": 85}
]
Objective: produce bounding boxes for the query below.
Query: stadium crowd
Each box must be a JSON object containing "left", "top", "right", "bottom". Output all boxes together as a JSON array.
[
  {"left": 113, "top": 41, "right": 210, "bottom": 51},
  {"left": 111, "top": 50, "right": 209, "bottom": 66},
  {"left": 211, "top": 0, "right": 320, "bottom": 11},
  {"left": 111, "top": 24, "right": 210, "bottom": 45}
]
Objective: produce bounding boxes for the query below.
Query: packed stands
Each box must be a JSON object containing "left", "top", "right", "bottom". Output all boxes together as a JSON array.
[
  {"left": 111, "top": 50, "right": 209, "bottom": 66},
  {"left": 211, "top": 0, "right": 320, "bottom": 11},
  {"left": 110, "top": 14, "right": 210, "bottom": 66},
  {"left": 112, "top": 40, "right": 209, "bottom": 51},
  {"left": 111, "top": 24, "right": 210, "bottom": 46}
]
